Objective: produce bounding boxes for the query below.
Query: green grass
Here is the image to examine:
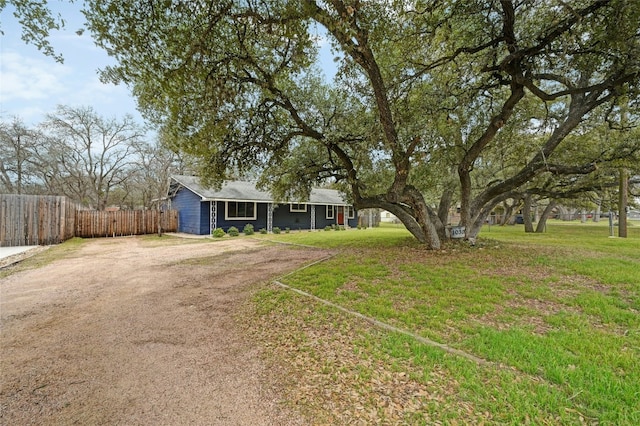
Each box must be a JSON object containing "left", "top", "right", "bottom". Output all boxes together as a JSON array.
[
  {"left": 247, "top": 221, "right": 640, "bottom": 424},
  {"left": 252, "top": 223, "right": 418, "bottom": 248}
]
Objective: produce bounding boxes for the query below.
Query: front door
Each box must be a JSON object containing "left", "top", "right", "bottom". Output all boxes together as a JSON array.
[{"left": 337, "top": 206, "right": 344, "bottom": 225}]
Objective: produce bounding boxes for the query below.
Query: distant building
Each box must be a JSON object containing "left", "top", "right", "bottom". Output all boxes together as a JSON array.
[{"left": 380, "top": 210, "right": 399, "bottom": 223}]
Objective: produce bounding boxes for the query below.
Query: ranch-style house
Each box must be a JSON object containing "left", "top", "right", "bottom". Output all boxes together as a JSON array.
[{"left": 169, "top": 175, "right": 357, "bottom": 235}]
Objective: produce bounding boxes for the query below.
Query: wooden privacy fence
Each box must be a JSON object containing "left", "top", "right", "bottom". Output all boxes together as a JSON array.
[
  {"left": 1, "top": 194, "right": 178, "bottom": 247},
  {"left": 0, "top": 195, "right": 76, "bottom": 247},
  {"left": 75, "top": 210, "right": 178, "bottom": 238}
]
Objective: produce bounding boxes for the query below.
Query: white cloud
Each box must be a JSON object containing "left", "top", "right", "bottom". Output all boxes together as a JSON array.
[
  {"left": 0, "top": 51, "right": 70, "bottom": 102},
  {"left": 0, "top": 41, "right": 142, "bottom": 124},
  {"left": 1, "top": 2, "right": 142, "bottom": 124}
]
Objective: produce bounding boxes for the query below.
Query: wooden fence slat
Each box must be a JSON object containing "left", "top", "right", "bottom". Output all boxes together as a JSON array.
[
  {"left": 1, "top": 194, "right": 177, "bottom": 246},
  {"left": 72, "top": 209, "right": 177, "bottom": 238},
  {"left": 0, "top": 195, "right": 76, "bottom": 246}
]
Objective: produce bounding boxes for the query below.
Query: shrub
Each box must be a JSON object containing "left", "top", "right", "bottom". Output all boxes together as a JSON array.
[
  {"left": 324, "top": 226, "right": 331, "bottom": 231},
  {"left": 273, "top": 227, "right": 281, "bottom": 234},
  {"left": 243, "top": 224, "right": 255, "bottom": 235},
  {"left": 285, "top": 227, "right": 290, "bottom": 233},
  {"left": 228, "top": 226, "right": 240, "bottom": 236},
  {"left": 212, "top": 228, "right": 225, "bottom": 238},
  {"left": 259, "top": 228, "right": 267, "bottom": 234}
]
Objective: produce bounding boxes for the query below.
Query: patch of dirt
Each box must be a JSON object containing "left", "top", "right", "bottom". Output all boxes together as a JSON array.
[{"left": 0, "top": 236, "right": 330, "bottom": 425}]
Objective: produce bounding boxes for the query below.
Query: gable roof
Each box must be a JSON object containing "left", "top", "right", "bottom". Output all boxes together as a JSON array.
[{"left": 170, "top": 175, "right": 351, "bottom": 205}]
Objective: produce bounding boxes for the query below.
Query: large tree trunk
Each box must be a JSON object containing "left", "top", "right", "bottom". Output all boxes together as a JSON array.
[
  {"left": 523, "top": 194, "right": 534, "bottom": 233},
  {"left": 437, "top": 186, "right": 455, "bottom": 226},
  {"left": 500, "top": 199, "right": 520, "bottom": 226},
  {"left": 403, "top": 186, "right": 442, "bottom": 249},
  {"left": 464, "top": 193, "right": 515, "bottom": 240},
  {"left": 619, "top": 168, "right": 628, "bottom": 238},
  {"left": 357, "top": 194, "right": 441, "bottom": 250},
  {"left": 555, "top": 205, "right": 569, "bottom": 221},
  {"left": 536, "top": 200, "right": 557, "bottom": 233},
  {"left": 459, "top": 170, "right": 473, "bottom": 236},
  {"left": 593, "top": 200, "right": 601, "bottom": 222}
]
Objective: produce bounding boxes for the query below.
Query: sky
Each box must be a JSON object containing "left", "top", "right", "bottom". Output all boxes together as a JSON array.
[
  {"left": 0, "top": 2, "right": 337, "bottom": 129},
  {"left": 0, "top": 1, "right": 144, "bottom": 126}
]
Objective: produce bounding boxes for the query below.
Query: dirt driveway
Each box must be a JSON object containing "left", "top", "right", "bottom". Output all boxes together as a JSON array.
[{"left": 1, "top": 236, "right": 329, "bottom": 425}]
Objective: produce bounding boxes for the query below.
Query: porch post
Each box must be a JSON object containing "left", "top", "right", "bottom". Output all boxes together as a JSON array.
[
  {"left": 267, "top": 203, "right": 273, "bottom": 232},
  {"left": 343, "top": 205, "right": 347, "bottom": 228},
  {"left": 210, "top": 200, "right": 217, "bottom": 233},
  {"left": 345, "top": 206, "right": 349, "bottom": 229},
  {"left": 310, "top": 205, "right": 316, "bottom": 230}
]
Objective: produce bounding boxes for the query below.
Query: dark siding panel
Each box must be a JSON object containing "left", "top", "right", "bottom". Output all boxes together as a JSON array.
[
  {"left": 172, "top": 188, "right": 201, "bottom": 234},
  {"left": 273, "top": 204, "right": 311, "bottom": 230},
  {"left": 200, "top": 201, "right": 211, "bottom": 235},
  {"left": 315, "top": 205, "right": 333, "bottom": 229},
  {"left": 215, "top": 201, "right": 268, "bottom": 232},
  {"left": 347, "top": 207, "right": 358, "bottom": 228}
]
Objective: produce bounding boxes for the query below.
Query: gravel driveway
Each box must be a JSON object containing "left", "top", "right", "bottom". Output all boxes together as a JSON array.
[{"left": 1, "top": 236, "right": 328, "bottom": 425}]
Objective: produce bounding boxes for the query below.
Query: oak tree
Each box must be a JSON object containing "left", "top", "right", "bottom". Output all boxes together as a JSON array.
[
  {"left": 43, "top": 105, "right": 145, "bottom": 209},
  {"left": 84, "top": 0, "right": 640, "bottom": 248}
]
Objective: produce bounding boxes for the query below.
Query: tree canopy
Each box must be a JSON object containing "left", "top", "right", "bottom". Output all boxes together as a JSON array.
[{"left": 82, "top": 0, "right": 640, "bottom": 248}]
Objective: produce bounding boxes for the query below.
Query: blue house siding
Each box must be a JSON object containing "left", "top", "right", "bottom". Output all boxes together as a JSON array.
[
  {"left": 169, "top": 178, "right": 358, "bottom": 234},
  {"left": 197, "top": 201, "right": 357, "bottom": 233},
  {"left": 172, "top": 187, "right": 202, "bottom": 234},
  {"left": 273, "top": 204, "right": 310, "bottom": 230},
  {"left": 214, "top": 201, "right": 269, "bottom": 232},
  {"left": 199, "top": 201, "right": 211, "bottom": 235}
]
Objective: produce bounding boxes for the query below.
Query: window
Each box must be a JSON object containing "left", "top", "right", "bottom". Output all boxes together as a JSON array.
[
  {"left": 347, "top": 206, "right": 355, "bottom": 219},
  {"left": 326, "top": 205, "right": 335, "bottom": 219},
  {"left": 290, "top": 203, "right": 307, "bottom": 213},
  {"left": 226, "top": 201, "right": 256, "bottom": 220}
]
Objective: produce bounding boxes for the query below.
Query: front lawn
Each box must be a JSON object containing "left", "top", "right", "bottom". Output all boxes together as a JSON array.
[{"left": 244, "top": 221, "right": 640, "bottom": 424}]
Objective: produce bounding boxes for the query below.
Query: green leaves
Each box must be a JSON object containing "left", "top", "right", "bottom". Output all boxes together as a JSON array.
[
  {"left": 2, "top": 0, "right": 66, "bottom": 62},
  {"left": 82, "top": 0, "right": 640, "bottom": 247}
]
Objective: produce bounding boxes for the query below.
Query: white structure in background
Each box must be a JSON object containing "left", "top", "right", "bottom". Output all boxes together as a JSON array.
[{"left": 380, "top": 210, "right": 400, "bottom": 223}]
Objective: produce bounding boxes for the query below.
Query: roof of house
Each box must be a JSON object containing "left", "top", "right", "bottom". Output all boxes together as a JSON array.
[{"left": 170, "top": 175, "right": 351, "bottom": 205}]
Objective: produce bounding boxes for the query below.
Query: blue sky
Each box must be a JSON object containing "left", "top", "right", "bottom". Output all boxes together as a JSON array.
[
  {"left": 1, "top": 2, "right": 337, "bottom": 128},
  {"left": 0, "top": 1, "right": 143, "bottom": 126}
]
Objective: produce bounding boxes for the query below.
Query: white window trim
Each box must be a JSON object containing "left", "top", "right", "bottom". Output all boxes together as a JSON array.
[
  {"left": 225, "top": 201, "right": 257, "bottom": 220},
  {"left": 290, "top": 203, "right": 307, "bottom": 213},
  {"left": 326, "top": 205, "right": 335, "bottom": 219},
  {"left": 347, "top": 206, "right": 355, "bottom": 219}
]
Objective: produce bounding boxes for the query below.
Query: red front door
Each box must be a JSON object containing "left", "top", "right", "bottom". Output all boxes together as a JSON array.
[{"left": 337, "top": 206, "right": 344, "bottom": 225}]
